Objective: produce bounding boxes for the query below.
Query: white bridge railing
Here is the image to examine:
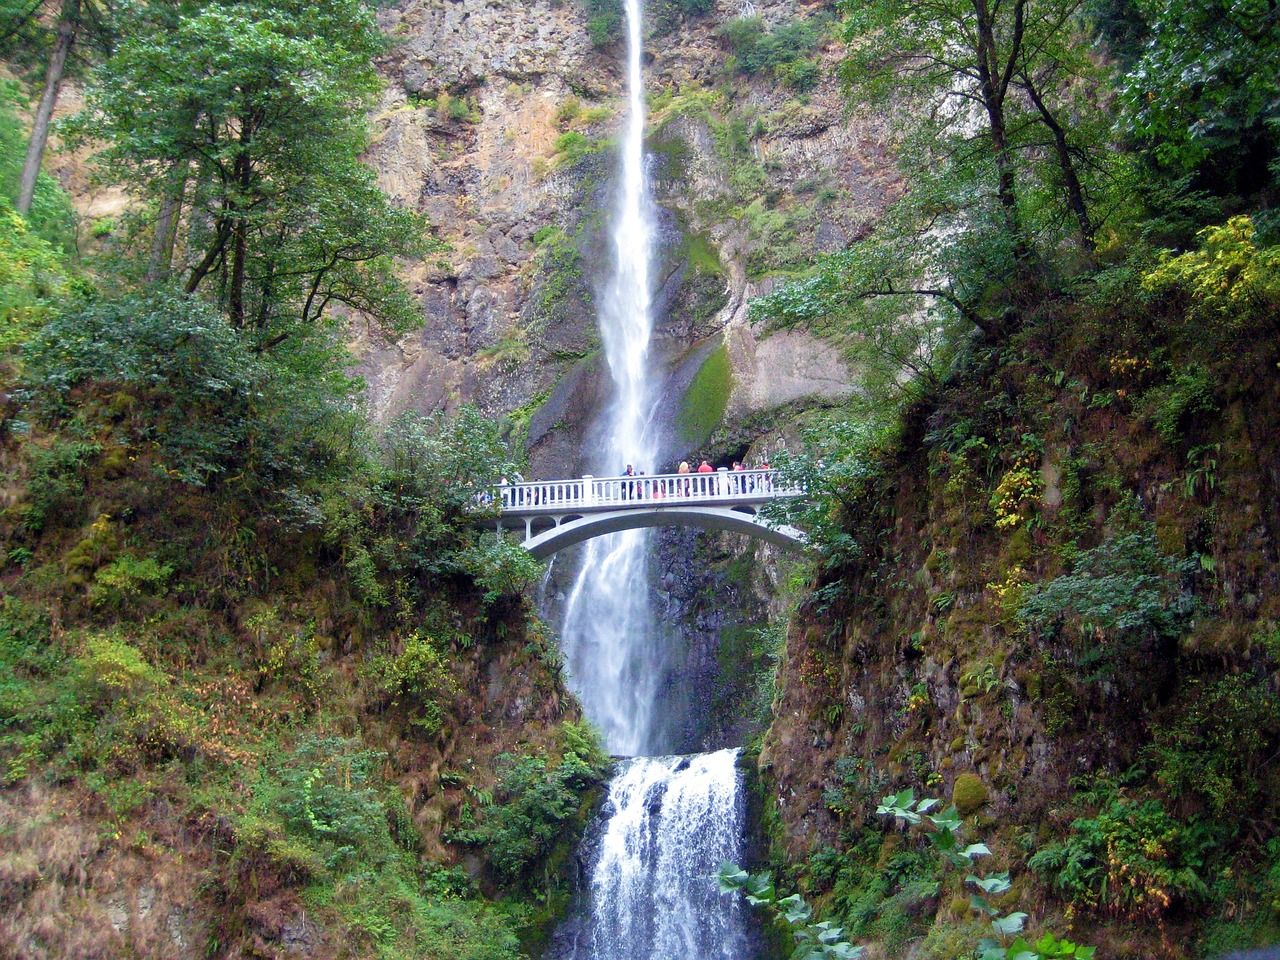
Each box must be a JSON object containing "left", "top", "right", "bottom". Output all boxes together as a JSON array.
[{"left": 496, "top": 468, "right": 797, "bottom": 512}]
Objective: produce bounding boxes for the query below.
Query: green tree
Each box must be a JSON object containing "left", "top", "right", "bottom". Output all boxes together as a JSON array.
[
  {"left": 838, "top": 0, "right": 1119, "bottom": 270},
  {"left": 2, "top": 0, "right": 115, "bottom": 216},
  {"left": 1119, "top": 0, "right": 1280, "bottom": 200},
  {"left": 67, "top": 0, "right": 433, "bottom": 342}
]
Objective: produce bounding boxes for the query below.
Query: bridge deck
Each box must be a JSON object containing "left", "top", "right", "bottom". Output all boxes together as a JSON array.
[{"left": 495, "top": 468, "right": 797, "bottom": 516}]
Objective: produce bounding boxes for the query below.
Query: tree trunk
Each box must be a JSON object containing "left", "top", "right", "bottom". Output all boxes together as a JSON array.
[
  {"left": 1022, "top": 78, "right": 1096, "bottom": 254},
  {"left": 972, "top": 0, "right": 1027, "bottom": 253},
  {"left": 146, "top": 164, "right": 188, "bottom": 283},
  {"left": 16, "top": 0, "right": 79, "bottom": 216},
  {"left": 227, "top": 152, "right": 251, "bottom": 327}
]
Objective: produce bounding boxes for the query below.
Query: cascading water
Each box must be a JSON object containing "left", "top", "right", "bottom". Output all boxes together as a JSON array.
[
  {"left": 556, "top": 750, "right": 752, "bottom": 960},
  {"left": 544, "top": 0, "right": 756, "bottom": 957},
  {"left": 556, "top": 0, "right": 663, "bottom": 758}
]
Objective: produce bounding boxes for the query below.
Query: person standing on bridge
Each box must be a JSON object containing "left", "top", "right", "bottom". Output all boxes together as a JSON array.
[
  {"left": 678, "top": 460, "right": 691, "bottom": 496},
  {"left": 697, "top": 459, "right": 713, "bottom": 497},
  {"left": 621, "top": 464, "right": 635, "bottom": 500}
]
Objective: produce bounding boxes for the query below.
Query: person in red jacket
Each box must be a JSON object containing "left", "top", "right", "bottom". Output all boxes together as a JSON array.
[{"left": 696, "top": 460, "right": 713, "bottom": 496}]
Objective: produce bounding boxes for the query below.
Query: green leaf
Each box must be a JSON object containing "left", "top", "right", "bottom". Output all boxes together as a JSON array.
[
  {"left": 716, "top": 862, "right": 751, "bottom": 892},
  {"left": 779, "top": 893, "right": 812, "bottom": 924},
  {"left": 962, "top": 842, "right": 992, "bottom": 859},
  {"left": 991, "top": 912, "right": 1028, "bottom": 936},
  {"left": 970, "top": 894, "right": 999, "bottom": 916},
  {"left": 968, "top": 872, "right": 1013, "bottom": 895}
]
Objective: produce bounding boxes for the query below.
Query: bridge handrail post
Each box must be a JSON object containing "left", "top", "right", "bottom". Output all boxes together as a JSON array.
[{"left": 582, "top": 476, "right": 595, "bottom": 506}]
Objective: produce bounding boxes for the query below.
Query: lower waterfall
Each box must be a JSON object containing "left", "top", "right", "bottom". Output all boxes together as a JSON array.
[{"left": 550, "top": 750, "right": 752, "bottom": 960}]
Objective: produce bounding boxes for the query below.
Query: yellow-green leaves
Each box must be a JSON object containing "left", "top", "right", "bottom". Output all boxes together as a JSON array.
[{"left": 1143, "top": 216, "right": 1280, "bottom": 327}]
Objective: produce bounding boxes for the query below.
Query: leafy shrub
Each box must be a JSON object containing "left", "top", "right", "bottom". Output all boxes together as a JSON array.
[
  {"left": 76, "top": 633, "right": 163, "bottom": 700},
  {"left": 1142, "top": 217, "right": 1280, "bottom": 330},
  {"left": 89, "top": 554, "right": 174, "bottom": 608},
  {"left": 0, "top": 199, "right": 71, "bottom": 355},
  {"left": 454, "top": 735, "right": 608, "bottom": 889},
  {"left": 1028, "top": 798, "right": 1217, "bottom": 919},
  {"left": 1018, "top": 529, "right": 1197, "bottom": 678},
  {"left": 373, "top": 633, "right": 458, "bottom": 734},
  {"left": 1146, "top": 674, "right": 1278, "bottom": 814},
  {"left": 23, "top": 292, "right": 363, "bottom": 498},
  {"left": 455, "top": 534, "right": 543, "bottom": 606},
  {"left": 1138, "top": 363, "right": 1217, "bottom": 445},
  {"left": 553, "top": 129, "right": 606, "bottom": 165},
  {"left": 273, "top": 736, "right": 398, "bottom": 871},
  {"left": 719, "top": 15, "right": 827, "bottom": 90},
  {"left": 17, "top": 438, "right": 101, "bottom": 532},
  {"left": 582, "top": 0, "right": 623, "bottom": 47}
]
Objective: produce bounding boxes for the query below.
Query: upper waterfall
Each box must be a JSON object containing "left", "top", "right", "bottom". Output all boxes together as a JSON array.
[{"left": 556, "top": 0, "right": 665, "bottom": 756}]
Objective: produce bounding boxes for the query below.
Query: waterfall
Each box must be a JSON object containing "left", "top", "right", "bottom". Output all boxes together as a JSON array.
[
  {"left": 546, "top": 0, "right": 757, "bottom": 956},
  {"left": 557, "top": 0, "right": 662, "bottom": 758},
  {"left": 556, "top": 751, "right": 752, "bottom": 960}
]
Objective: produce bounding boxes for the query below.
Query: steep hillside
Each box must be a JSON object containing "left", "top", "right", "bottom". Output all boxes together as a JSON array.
[
  {"left": 0, "top": 292, "right": 609, "bottom": 958},
  {"left": 757, "top": 247, "right": 1280, "bottom": 958}
]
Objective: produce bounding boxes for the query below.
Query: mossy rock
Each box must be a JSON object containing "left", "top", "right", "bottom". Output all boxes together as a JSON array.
[{"left": 952, "top": 772, "right": 989, "bottom": 816}]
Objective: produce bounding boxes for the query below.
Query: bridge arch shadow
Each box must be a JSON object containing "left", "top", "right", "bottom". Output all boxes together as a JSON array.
[{"left": 514, "top": 505, "right": 807, "bottom": 560}]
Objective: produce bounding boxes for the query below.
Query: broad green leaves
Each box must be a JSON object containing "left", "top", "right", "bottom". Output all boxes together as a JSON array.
[
  {"left": 716, "top": 863, "right": 866, "bottom": 960},
  {"left": 1121, "top": 0, "right": 1280, "bottom": 184}
]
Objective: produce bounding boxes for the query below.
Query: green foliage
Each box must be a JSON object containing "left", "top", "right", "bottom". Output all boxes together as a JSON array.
[
  {"left": 272, "top": 736, "right": 398, "bottom": 871},
  {"left": 719, "top": 16, "right": 827, "bottom": 91},
  {"left": 325, "top": 406, "right": 522, "bottom": 611},
  {"left": 1018, "top": 529, "right": 1197, "bottom": 677},
  {"left": 455, "top": 534, "right": 543, "bottom": 606},
  {"left": 1028, "top": 796, "right": 1218, "bottom": 919},
  {"left": 0, "top": 197, "right": 71, "bottom": 356},
  {"left": 581, "top": 0, "right": 623, "bottom": 47},
  {"left": 553, "top": 130, "right": 607, "bottom": 165},
  {"left": 16, "top": 438, "right": 100, "bottom": 532},
  {"left": 23, "top": 291, "right": 364, "bottom": 496},
  {"left": 717, "top": 864, "right": 866, "bottom": 959},
  {"left": 1137, "top": 363, "right": 1217, "bottom": 445},
  {"left": 1146, "top": 674, "right": 1278, "bottom": 814},
  {"left": 453, "top": 740, "right": 609, "bottom": 890},
  {"left": 67, "top": 0, "right": 432, "bottom": 336},
  {"left": 1119, "top": 0, "right": 1280, "bottom": 195},
  {"left": 879, "top": 789, "right": 1096, "bottom": 959},
  {"left": 0, "top": 82, "right": 76, "bottom": 250},
  {"left": 89, "top": 554, "right": 174, "bottom": 608},
  {"left": 369, "top": 633, "right": 457, "bottom": 735},
  {"left": 76, "top": 633, "right": 163, "bottom": 701},
  {"left": 759, "top": 408, "right": 899, "bottom": 564},
  {"left": 676, "top": 343, "right": 732, "bottom": 445},
  {"left": 1142, "top": 216, "right": 1280, "bottom": 330},
  {"left": 529, "top": 225, "right": 587, "bottom": 328},
  {"left": 750, "top": 230, "right": 968, "bottom": 394}
]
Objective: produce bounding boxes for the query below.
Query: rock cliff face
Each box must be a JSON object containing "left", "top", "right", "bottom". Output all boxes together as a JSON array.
[{"left": 357, "top": 0, "right": 898, "bottom": 478}]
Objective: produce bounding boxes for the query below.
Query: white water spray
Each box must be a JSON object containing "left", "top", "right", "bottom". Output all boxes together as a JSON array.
[
  {"left": 559, "top": 751, "right": 752, "bottom": 960},
  {"left": 558, "top": 0, "right": 663, "bottom": 757}
]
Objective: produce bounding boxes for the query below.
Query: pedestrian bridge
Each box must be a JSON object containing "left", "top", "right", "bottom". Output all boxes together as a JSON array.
[{"left": 483, "top": 469, "right": 807, "bottom": 559}]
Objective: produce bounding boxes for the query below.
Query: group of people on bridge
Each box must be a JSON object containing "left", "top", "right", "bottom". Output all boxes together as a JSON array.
[{"left": 617, "top": 459, "right": 772, "bottom": 500}]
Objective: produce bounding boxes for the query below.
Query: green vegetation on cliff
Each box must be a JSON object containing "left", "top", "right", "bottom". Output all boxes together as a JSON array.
[
  {"left": 0, "top": 6, "right": 604, "bottom": 954},
  {"left": 745, "top": 0, "right": 1280, "bottom": 955}
]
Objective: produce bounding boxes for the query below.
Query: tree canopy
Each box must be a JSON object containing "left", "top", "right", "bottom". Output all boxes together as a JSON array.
[{"left": 67, "top": 0, "right": 434, "bottom": 343}]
